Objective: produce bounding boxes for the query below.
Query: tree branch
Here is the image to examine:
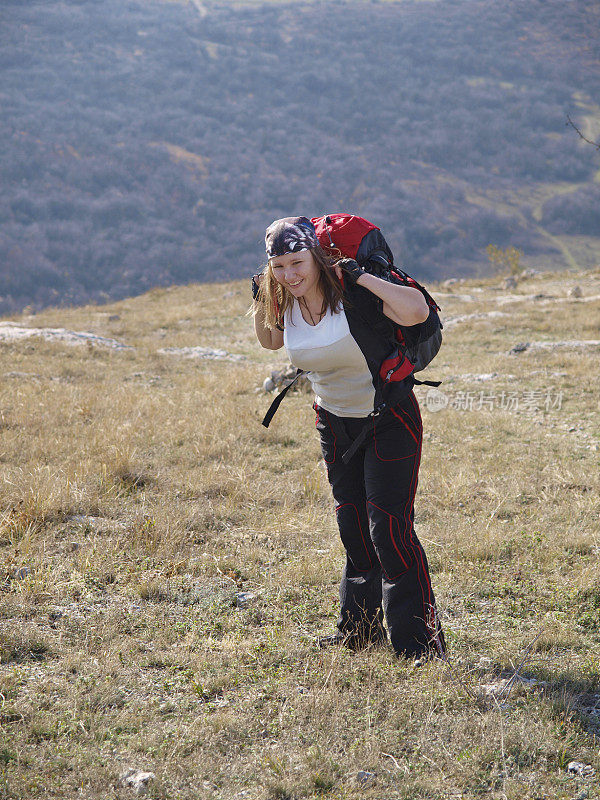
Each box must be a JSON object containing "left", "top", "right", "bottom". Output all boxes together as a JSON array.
[{"left": 566, "top": 114, "right": 600, "bottom": 150}]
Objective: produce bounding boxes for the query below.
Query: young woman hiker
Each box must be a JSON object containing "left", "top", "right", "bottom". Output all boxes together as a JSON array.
[{"left": 252, "top": 216, "right": 446, "bottom": 664}]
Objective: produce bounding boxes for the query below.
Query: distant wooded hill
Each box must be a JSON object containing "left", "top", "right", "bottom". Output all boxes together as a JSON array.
[{"left": 1, "top": 0, "right": 599, "bottom": 313}]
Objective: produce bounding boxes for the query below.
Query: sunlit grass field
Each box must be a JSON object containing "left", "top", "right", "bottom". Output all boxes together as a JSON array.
[{"left": 0, "top": 267, "right": 599, "bottom": 799}]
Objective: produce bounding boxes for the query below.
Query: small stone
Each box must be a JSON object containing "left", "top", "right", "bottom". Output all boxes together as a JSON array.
[
  {"left": 569, "top": 285, "right": 582, "bottom": 298},
  {"left": 263, "top": 377, "right": 276, "bottom": 392},
  {"left": 356, "top": 771, "right": 376, "bottom": 785},
  {"left": 567, "top": 761, "right": 595, "bottom": 778},
  {"left": 120, "top": 768, "right": 156, "bottom": 795},
  {"left": 502, "top": 275, "right": 518, "bottom": 289},
  {"left": 509, "top": 342, "right": 529, "bottom": 354},
  {"left": 235, "top": 591, "right": 257, "bottom": 608}
]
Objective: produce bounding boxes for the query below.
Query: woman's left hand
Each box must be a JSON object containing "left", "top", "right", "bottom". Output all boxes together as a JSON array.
[{"left": 334, "top": 258, "right": 365, "bottom": 285}]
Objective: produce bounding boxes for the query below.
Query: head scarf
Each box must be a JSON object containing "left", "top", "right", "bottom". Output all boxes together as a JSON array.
[{"left": 265, "top": 216, "right": 319, "bottom": 259}]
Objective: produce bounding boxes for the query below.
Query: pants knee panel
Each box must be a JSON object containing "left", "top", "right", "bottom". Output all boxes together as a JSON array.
[
  {"left": 335, "top": 502, "right": 374, "bottom": 571},
  {"left": 367, "top": 501, "right": 414, "bottom": 580}
]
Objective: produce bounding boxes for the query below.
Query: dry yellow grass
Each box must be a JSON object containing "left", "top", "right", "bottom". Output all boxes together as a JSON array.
[{"left": 0, "top": 268, "right": 599, "bottom": 799}]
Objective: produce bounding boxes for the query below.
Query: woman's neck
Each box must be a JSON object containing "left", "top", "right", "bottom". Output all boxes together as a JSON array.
[{"left": 297, "top": 288, "right": 325, "bottom": 326}]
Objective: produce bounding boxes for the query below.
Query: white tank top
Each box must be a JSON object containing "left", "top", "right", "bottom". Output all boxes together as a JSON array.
[{"left": 283, "top": 300, "right": 375, "bottom": 417}]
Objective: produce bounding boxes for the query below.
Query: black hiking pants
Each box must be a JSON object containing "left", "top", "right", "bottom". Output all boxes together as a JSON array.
[{"left": 314, "top": 390, "right": 446, "bottom": 659}]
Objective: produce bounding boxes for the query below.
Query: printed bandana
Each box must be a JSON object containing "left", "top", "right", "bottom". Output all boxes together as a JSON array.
[{"left": 265, "top": 216, "right": 319, "bottom": 258}]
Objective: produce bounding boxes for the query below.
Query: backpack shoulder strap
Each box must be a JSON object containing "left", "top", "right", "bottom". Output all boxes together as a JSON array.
[{"left": 262, "top": 369, "right": 305, "bottom": 428}]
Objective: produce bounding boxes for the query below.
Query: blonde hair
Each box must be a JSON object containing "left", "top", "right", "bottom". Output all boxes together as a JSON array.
[{"left": 252, "top": 246, "right": 345, "bottom": 330}]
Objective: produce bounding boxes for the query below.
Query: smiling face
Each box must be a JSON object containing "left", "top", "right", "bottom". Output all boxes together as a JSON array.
[{"left": 269, "top": 249, "right": 322, "bottom": 304}]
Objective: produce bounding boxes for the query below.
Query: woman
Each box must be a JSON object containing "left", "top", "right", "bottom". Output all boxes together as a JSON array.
[{"left": 252, "top": 216, "right": 445, "bottom": 663}]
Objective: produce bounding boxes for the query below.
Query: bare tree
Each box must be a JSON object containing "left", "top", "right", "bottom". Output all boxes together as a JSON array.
[{"left": 566, "top": 114, "right": 600, "bottom": 150}]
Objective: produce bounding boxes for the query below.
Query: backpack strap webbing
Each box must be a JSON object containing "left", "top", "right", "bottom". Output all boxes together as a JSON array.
[
  {"left": 262, "top": 369, "right": 306, "bottom": 428},
  {"left": 341, "top": 403, "right": 388, "bottom": 464},
  {"left": 413, "top": 378, "right": 442, "bottom": 387}
]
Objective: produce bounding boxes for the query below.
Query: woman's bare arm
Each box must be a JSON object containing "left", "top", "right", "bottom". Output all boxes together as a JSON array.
[
  {"left": 355, "top": 273, "right": 429, "bottom": 326},
  {"left": 334, "top": 262, "right": 429, "bottom": 326},
  {"left": 252, "top": 284, "right": 284, "bottom": 349}
]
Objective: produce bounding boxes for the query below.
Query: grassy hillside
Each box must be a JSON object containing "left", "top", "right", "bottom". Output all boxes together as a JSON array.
[{"left": 0, "top": 269, "right": 599, "bottom": 798}]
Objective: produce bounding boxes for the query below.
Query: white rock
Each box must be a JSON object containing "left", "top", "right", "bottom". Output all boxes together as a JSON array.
[
  {"left": 443, "top": 310, "right": 509, "bottom": 329},
  {"left": 514, "top": 340, "right": 600, "bottom": 352},
  {"left": 235, "top": 591, "right": 258, "bottom": 608},
  {"left": 4, "top": 371, "right": 42, "bottom": 380},
  {"left": 120, "top": 768, "right": 156, "bottom": 795},
  {"left": 452, "top": 372, "right": 500, "bottom": 382},
  {"left": 0, "top": 322, "right": 130, "bottom": 350},
  {"left": 263, "top": 377, "right": 276, "bottom": 392},
  {"left": 567, "top": 761, "right": 595, "bottom": 778},
  {"left": 477, "top": 675, "right": 548, "bottom": 702},
  {"left": 68, "top": 515, "right": 126, "bottom": 532},
  {"left": 158, "top": 346, "right": 245, "bottom": 361},
  {"left": 433, "top": 293, "right": 476, "bottom": 302},
  {"left": 568, "top": 285, "right": 583, "bottom": 298}
]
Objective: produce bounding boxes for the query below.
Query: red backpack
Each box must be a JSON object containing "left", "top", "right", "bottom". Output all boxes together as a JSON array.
[{"left": 311, "top": 213, "right": 443, "bottom": 374}]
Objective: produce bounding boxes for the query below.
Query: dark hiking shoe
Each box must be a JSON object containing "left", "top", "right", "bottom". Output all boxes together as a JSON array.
[
  {"left": 318, "top": 631, "right": 348, "bottom": 649},
  {"left": 318, "top": 628, "right": 388, "bottom": 651},
  {"left": 413, "top": 654, "right": 431, "bottom": 668},
  {"left": 401, "top": 648, "right": 444, "bottom": 667}
]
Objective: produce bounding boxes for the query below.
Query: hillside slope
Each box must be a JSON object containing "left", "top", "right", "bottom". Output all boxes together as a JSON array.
[
  {"left": 0, "top": 268, "right": 599, "bottom": 798},
  {"left": 1, "top": 0, "right": 600, "bottom": 313}
]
